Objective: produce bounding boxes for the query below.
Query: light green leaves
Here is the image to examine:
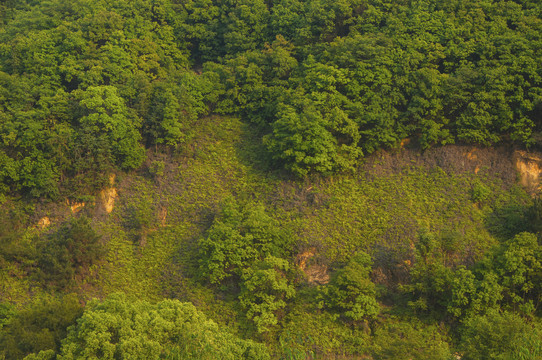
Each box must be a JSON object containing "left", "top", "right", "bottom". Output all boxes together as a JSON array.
[
  {"left": 76, "top": 85, "right": 145, "bottom": 170},
  {"left": 240, "top": 256, "right": 296, "bottom": 333},
  {"left": 198, "top": 199, "right": 288, "bottom": 284},
  {"left": 53, "top": 293, "right": 270, "bottom": 360},
  {"left": 320, "top": 252, "right": 379, "bottom": 322},
  {"left": 198, "top": 199, "right": 295, "bottom": 332}
]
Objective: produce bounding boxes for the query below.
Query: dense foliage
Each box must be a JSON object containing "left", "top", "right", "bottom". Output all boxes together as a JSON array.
[
  {"left": 36, "top": 216, "right": 104, "bottom": 290},
  {"left": 23, "top": 294, "right": 269, "bottom": 360},
  {"left": 0, "top": 0, "right": 209, "bottom": 198},
  {"left": 202, "top": 0, "right": 542, "bottom": 175},
  {"left": 1, "top": 0, "right": 542, "bottom": 359},
  {"left": 0, "top": 294, "right": 83, "bottom": 360},
  {"left": 319, "top": 252, "right": 380, "bottom": 322},
  {"left": 1, "top": 0, "right": 542, "bottom": 196},
  {"left": 198, "top": 199, "right": 296, "bottom": 332}
]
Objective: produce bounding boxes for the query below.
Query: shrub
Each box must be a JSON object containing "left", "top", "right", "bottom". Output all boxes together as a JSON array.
[
  {"left": 0, "top": 294, "right": 83, "bottom": 360},
  {"left": 320, "top": 252, "right": 379, "bottom": 322},
  {"left": 198, "top": 198, "right": 289, "bottom": 285},
  {"left": 239, "top": 256, "right": 296, "bottom": 333},
  {"left": 36, "top": 216, "right": 103, "bottom": 289}
]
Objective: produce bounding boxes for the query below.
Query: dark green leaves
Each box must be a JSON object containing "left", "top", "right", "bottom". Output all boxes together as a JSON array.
[{"left": 36, "top": 216, "right": 103, "bottom": 290}]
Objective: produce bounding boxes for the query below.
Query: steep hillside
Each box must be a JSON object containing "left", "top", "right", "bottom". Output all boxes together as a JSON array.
[
  {"left": 2, "top": 115, "right": 540, "bottom": 358},
  {"left": 2, "top": 0, "right": 542, "bottom": 357}
]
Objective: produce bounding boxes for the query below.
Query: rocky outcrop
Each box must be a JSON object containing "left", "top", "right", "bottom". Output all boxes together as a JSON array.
[
  {"left": 514, "top": 151, "right": 542, "bottom": 195},
  {"left": 97, "top": 174, "right": 118, "bottom": 214}
]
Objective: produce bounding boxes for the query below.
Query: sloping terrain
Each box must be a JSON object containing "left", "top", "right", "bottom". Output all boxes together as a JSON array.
[{"left": 2, "top": 115, "right": 539, "bottom": 358}]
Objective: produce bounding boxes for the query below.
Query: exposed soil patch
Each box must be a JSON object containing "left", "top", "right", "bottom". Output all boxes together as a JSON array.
[
  {"left": 514, "top": 150, "right": 542, "bottom": 194},
  {"left": 364, "top": 144, "right": 542, "bottom": 195},
  {"left": 297, "top": 248, "right": 330, "bottom": 285},
  {"left": 37, "top": 216, "right": 51, "bottom": 229},
  {"left": 98, "top": 188, "right": 117, "bottom": 214},
  {"left": 159, "top": 206, "right": 168, "bottom": 226},
  {"left": 96, "top": 174, "right": 118, "bottom": 215},
  {"left": 67, "top": 199, "right": 85, "bottom": 213}
]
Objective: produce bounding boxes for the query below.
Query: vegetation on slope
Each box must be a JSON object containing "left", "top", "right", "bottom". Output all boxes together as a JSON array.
[
  {"left": 1, "top": 115, "right": 541, "bottom": 359},
  {"left": 1, "top": 0, "right": 542, "bottom": 197},
  {"left": 1, "top": 0, "right": 542, "bottom": 359}
]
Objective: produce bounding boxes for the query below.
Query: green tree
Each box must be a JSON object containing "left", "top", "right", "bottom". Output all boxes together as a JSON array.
[
  {"left": 446, "top": 267, "right": 503, "bottom": 319},
  {"left": 219, "top": 0, "right": 270, "bottom": 55},
  {"left": 52, "top": 293, "right": 269, "bottom": 360},
  {"left": 75, "top": 85, "right": 145, "bottom": 170},
  {"left": 460, "top": 309, "right": 542, "bottom": 360},
  {"left": 405, "top": 230, "right": 503, "bottom": 320},
  {"left": 404, "top": 231, "right": 454, "bottom": 316},
  {"left": 198, "top": 199, "right": 289, "bottom": 285},
  {"left": 528, "top": 196, "right": 542, "bottom": 233},
  {"left": 0, "top": 202, "right": 34, "bottom": 268},
  {"left": 239, "top": 256, "right": 296, "bottom": 333},
  {"left": 36, "top": 216, "right": 103, "bottom": 290},
  {"left": 0, "top": 0, "right": 196, "bottom": 196},
  {"left": 0, "top": 294, "right": 83, "bottom": 360},
  {"left": 263, "top": 100, "right": 339, "bottom": 176},
  {"left": 143, "top": 74, "right": 211, "bottom": 148},
  {"left": 496, "top": 232, "right": 542, "bottom": 311},
  {"left": 320, "top": 252, "right": 379, "bottom": 322}
]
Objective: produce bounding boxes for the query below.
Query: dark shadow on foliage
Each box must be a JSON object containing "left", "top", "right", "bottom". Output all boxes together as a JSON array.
[
  {"left": 36, "top": 216, "right": 103, "bottom": 290},
  {"left": 485, "top": 202, "right": 531, "bottom": 242},
  {"left": 0, "top": 294, "right": 83, "bottom": 360},
  {"left": 234, "top": 122, "right": 287, "bottom": 179}
]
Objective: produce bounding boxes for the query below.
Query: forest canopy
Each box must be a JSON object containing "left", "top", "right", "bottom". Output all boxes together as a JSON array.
[{"left": 0, "top": 0, "right": 541, "bottom": 197}]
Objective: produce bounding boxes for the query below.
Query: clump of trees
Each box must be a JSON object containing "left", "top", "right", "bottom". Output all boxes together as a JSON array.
[
  {"left": 198, "top": 199, "right": 296, "bottom": 332},
  {"left": 0, "top": 294, "right": 83, "bottom": 360},
  {"left": 198, "top": 198, "right": 290, "bottom": 284},
  {"left": 0, "top": 0, "right": 210, "bottom": 198},
  {"left": 36, "top": 216, "right": 104, "bottom": 290},
  {"left": 2, "top": 0, "right": 542, "bottom": 197},
  {"left": 200, "top": 0, "right": 542, "bottom": 175},
  {"left": 459, "top": 309, "right": 542, "bottom": 360},
  {"left": 405, "top": 230, "right": 542, "bottom": 321},
  {"left": 22, "top": 293, "right": 269, "bottom": 360},
  {"left": 1, "top": 0, "right": 542, "bottom": 358},
  {"left": 199, "top": 199, "right": 382, "bottom": 333},
  {"left": 319, "top": 252, "right": 380, "bottom": 322}
]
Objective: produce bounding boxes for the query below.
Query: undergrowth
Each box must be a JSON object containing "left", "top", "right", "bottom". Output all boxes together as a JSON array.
[{"left": 0, "top": 115, "right": 534, "bottom": 359}]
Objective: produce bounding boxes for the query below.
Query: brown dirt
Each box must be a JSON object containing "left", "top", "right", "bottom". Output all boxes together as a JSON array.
[
  {"left": 96, "top": 174, "right": 118, "bottom": 215},
  {"left": 67, "top": 199, "right": 85, "bottom": 213},
  {"left": 159, "top": 206, "right": 168, "bottom": 226},
  {"left": 97, "top": 188, "right": 117, "bottom": 214},
  {"left": 364, "top": 144, "right": 542, "bottom": 195},
  {"left": 514, "top": 150, "right": 542, "bottom": 194},
  {"left": 297, "top": 248, "right": 330, "bottom": 285},
  {"left": 37, "top": 216, "right": 51, "bottom": 229}
]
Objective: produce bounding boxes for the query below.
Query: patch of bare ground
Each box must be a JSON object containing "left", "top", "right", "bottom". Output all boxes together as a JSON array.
[
  {"left": 36, "top": 216, "right": 51, "bottom": 229},
  {"left": 297, "top": 247, "right": 330, "bottom": 285},
  {"left": 363, "top": 143, "right": 542, "bottom": 195},
  {"left": 514, "top": 150, "right": 542, "bottom": 194},
  {"left": 95, "top": 174, "right": 118, "bottom": 215}
]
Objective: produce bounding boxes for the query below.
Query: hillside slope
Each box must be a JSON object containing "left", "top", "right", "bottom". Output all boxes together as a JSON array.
[{"left": 2, "top": 115, "right": 540, "bottom": 359}]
